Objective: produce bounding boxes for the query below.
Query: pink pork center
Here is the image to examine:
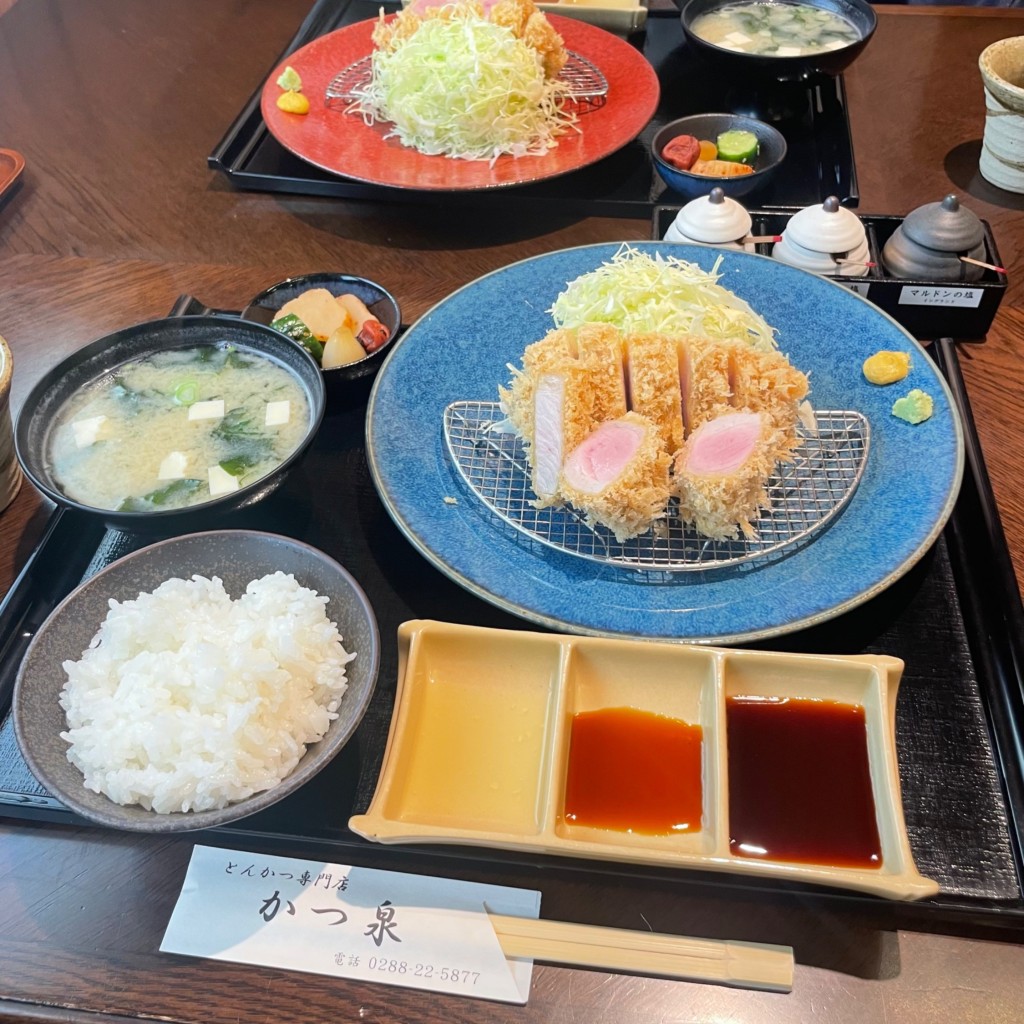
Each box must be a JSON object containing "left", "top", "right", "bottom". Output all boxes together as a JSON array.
[
  {"left": 686, "top": 412, "right": 762, "bottom": 475},
  {"left": 563, "top": 419, "right": 645, "bottom": 495}
]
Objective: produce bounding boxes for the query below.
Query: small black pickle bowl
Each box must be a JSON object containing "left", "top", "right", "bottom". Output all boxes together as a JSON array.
[
  {"left": 679, "top": 0, "right": 877, "bottom": 82},
  {"left": 652, "top": 113, "right": 787, "bottom": 202},
  {"left": 242, "top": 272, "right": 403, "bottom": 393},
  {"left": 14, "top": 315, "right": 326, "bottom": 532}
]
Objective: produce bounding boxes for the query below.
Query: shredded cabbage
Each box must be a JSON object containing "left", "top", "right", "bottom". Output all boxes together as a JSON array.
[
  {"left": 549, "top": 244, "right": 778, "bottom": 351},
  {"left": 348, "top": 12, "right": 576, "bottom": 162}
]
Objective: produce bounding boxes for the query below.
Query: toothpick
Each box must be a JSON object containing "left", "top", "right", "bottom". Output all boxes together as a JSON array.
[
  {"left": 834, "top": 258, "right": 876, "bottom": 268},
  {"left": 742, "top": 234, "right": 782, "bottom": 244},
  {"left": 960, "top": 255, "right": 1006, "bottom": 274}
]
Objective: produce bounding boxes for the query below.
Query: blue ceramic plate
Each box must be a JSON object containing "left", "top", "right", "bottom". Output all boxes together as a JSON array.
[{"left": 366, "top": 243, "right": 964, "bottom": 644}]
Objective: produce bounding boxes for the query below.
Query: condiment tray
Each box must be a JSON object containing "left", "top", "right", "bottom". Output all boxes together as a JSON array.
[
  {"left": 654, "top": 207, "right": 1008, "bottom": 341},
  {"left": 349, "top": 619, "right": 938, "bottom": 901}
]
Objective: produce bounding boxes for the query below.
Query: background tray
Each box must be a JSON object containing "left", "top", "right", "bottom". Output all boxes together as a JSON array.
[
  {"left": 208, "top": 0, "right": 859, "bottom": 215},
  {"left": 0, "top": 299, "right": 1022, "bottom": 929}
]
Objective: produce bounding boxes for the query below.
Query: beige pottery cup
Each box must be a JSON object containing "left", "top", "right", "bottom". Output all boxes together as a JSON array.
[
  {"left": 979, "top": 36, "right": 1024, "bottom": 193},
  {"left": 0, "top": 335, "right": 23, "bottom": 513}
]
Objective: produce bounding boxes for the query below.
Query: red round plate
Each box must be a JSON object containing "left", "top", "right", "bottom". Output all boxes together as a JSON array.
[{"left": 261, "top": 15, "right": 660, "bottom": 191}]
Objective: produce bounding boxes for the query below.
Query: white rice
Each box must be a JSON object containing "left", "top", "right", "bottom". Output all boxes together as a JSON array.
[{"left": 59, "top": 572, "right": 355, "bottom": 814}]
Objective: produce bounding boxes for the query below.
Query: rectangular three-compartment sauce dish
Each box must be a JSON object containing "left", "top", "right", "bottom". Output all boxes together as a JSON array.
[{"left": 349, "top": 620, "right": 938, "bottom": 901}]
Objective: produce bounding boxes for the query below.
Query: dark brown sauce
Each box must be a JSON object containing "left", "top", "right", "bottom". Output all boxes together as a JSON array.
[
  {"left": 726, "top": 696, "right": 882, "bottom": 869},
  {"left": 563, "top": 706, "right": 703, "bottom": 835}
]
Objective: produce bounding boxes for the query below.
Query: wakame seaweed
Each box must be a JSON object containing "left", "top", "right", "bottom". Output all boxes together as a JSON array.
[{"left": 118, "top": 478, "right": 203, "bottom": 512}]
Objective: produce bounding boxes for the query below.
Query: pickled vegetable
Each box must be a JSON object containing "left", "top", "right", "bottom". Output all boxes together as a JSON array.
[
  {"left": 322, "top": 324, "right": 367, "bottom": 368},
  {"left": 698, "top": 139, "right": 718, "bottom": 161},
  {"left": 690, "top": 159, "right": 755, "bottom": 178},
  {"left": 662, "top": 135, "right": 701, "bottom": 171},
  {"left": 270, "top": 313, "right": 325, "bottom": 363},
  {"left": 717, "top": 129, "right": 759, "bottom": 164}
]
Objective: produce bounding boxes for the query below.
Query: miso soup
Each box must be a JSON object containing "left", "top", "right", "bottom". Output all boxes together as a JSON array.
[
  {"left": 49, "top": 344, "right": 310, "bottom": 512},
  {"left": 691, "top": 2, "right": 861, "bottom": 57}
]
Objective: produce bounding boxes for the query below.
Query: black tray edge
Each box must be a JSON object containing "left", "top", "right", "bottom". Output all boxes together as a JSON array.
[
  {"left": 2, "top": 310, "right": 1023, "bottom": 930},
  {"left": 934, "top": 337, "right": 1024, "bottom": 882},
  {"left": 207, "top": 0, "right": 354, "bottom": 181}
]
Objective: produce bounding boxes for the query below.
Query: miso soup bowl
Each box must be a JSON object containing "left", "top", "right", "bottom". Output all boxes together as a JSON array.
[
  {"left": 14, "top": 316, "right": 326, "bottom": 531},
  {"left": 680, "top": 0, "right": 877, "bottom": 81}
]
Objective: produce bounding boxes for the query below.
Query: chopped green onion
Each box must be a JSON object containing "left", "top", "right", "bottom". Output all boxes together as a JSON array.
[{"left": 173, "top": 380, "right": 199, "bottom": 406}]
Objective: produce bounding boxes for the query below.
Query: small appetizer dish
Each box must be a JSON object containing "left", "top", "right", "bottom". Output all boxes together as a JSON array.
[
  {"left": 13, "top": 530, "right": 380, "bottom": 833},
  {"left": 14, "top": 316, "right": 326, "bottom": 531},
  {"left": 652, "top": 113, "right": 786, "bottom": 201},
  {"left": 680, "top": 0, "right": 876, "bottom": 80},
  {"left": 243, "top": 273, "right": 403, "bottom": 387}
]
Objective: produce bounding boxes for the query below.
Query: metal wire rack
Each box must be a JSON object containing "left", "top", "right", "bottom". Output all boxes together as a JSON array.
[
  {"left": 326, "top": 51, "right": 609, "bottom": 114},
  {"left": 443, "top": 401, "right": 870, "bottom": 572}
]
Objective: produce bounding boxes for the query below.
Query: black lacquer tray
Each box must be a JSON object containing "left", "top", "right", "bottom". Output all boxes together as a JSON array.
[
  {"left": 1, "top": 297, "right": 1023, "bottom": 931},
  {"left": 208, "top": 0, "right": 858, "bottom": 215}
]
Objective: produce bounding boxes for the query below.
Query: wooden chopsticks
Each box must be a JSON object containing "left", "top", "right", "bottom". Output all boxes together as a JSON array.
[{"left": 488, "top": 912, "right": 794, "bottom": 993}]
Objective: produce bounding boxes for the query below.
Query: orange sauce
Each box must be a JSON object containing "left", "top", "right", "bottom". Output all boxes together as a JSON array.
[
  {"left": 562, "top": 706, "right": 703, "bottom": 835},
  {"left": 726, "top": 696, "right": 882, "bottom": 869}
]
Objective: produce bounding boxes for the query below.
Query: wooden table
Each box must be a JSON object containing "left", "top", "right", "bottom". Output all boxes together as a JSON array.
[{"left": 2, "top": 2, "right": 1024, "bottom": 1020}]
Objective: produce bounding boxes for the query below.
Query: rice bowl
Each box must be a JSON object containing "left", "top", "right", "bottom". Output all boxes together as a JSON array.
[
  {"left": 61, "top": 572, "right": 355, "bottom": 814},
  {"left": 13, "top": 530, "right": 379, "bottom": 832}
]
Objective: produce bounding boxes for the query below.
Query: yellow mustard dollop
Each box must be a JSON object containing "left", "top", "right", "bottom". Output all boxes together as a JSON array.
[
  {"left": 863, "top": 350, "right": 911, "bottom": 385},
  {"left": 276, "top": 91, "right": 310, "bottom": 115}
]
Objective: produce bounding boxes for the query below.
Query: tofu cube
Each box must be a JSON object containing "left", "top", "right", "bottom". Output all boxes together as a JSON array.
[
  {"left": 188, "top": 400, "right": 225, "bottom": 421},
  {"left": 72, "top": 415, "right": 107, "bottom": 449},
  {"left": 265, "top": 400, "right": 291, "bottom": 426},
  {"left": 207, "top": 464, "right": 240, "bottom": 496},
  {"left": 158, "top": 451, "right": 189, "bottom": 480}
]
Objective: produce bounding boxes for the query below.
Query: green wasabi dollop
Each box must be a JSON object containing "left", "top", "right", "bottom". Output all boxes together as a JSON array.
[{"left": 892, "top": 388, "right": 934, "bottom": 425}]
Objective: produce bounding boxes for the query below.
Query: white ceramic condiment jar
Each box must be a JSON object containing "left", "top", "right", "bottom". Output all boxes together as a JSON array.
[
  {"left": 664, "top": 187, "right": 755, "bottom": 251},
  {"left": 772, "top": 196, "right": 870, "bottom": 277}
]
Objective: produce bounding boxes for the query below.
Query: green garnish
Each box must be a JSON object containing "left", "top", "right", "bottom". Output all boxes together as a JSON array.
[
  {"left": 173, "top": 380, "right": 199, "bottom": 406},
  {"left": 118, "top": 478, "right": 203, "bottom": 512},
  {"left": 212, "top": 408, "right": 273, "bottom": 463},
  {"left": 276, "top": 65, "right": 303, "bottom": 92},
  {"left": 226, "top": 349, "right": 256, "bottom": 370},
  {"left": 271, "top": 313, "right": 324, "bottom": 363},
  {"left": 212, "top": 408, "right": 260, "bottom": 441},
  {"left": 219, "top": 454, "right": 258, "bottom": 477}
]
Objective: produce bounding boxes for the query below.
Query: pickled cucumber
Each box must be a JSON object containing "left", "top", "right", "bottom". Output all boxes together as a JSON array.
[{"left": 716, "top": 129, "right": 759, "bottom": 165}]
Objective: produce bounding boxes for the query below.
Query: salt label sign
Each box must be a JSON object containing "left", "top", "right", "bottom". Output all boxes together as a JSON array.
[
  {"left": 161, "top": 845, "right": 540, "bottom": 1004},
  {"left": 898, "top": 285, "right": 983, "bottom": 308}
]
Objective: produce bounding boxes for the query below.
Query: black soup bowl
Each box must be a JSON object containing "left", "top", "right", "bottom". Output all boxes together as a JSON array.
[
  {"left": 680, "top": 0, "right": 877, "bottom": 81},
  {"left": 14, "top": 315, "right": 326, "bottom": 531}
]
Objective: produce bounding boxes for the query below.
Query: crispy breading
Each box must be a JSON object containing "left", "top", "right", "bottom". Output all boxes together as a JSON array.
[
  {"left": 627, "top": 334, "right": 684, "bottom": 453},
  {"left": 561, "top": 413, "right": 672, "bottom": 542},
  {"left": 522, "top": 11, "right": 568, "bottom": 78},
  {"left": 489, "top": 0, "right": 533, "bottom": 36},
  {"left": 501, "top": 324, "right": 810, "bottom": 541}
]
